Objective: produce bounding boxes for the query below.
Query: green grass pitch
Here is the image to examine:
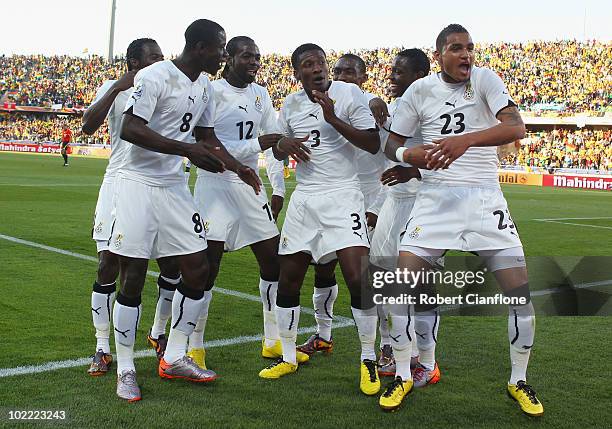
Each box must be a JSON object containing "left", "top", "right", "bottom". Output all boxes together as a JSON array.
[{"left": 0, "top": 152, "right": 610, "bottom": 428}]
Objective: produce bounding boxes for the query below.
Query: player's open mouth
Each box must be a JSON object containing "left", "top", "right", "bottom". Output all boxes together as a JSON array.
[
  {"left": 247, "top": 68, "right": 258, "bottom": 76},
  {"left": 313, "top": 76, "right": 325, "bottom": 84},
  {"left": 459, "top": 63, "right": 471, "bottom": 73}
]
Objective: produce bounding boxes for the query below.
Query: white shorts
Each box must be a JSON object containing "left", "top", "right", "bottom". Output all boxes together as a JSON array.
[
  {"left": 109, "top": 177, "right": 207, "bottom": 259},
  {"left": 361, "top": 182, "right": 383, "bottom": 212},
  {"left": 279, "top": 188, "right": 369, "bottom": 264},
  {"left": 92, "top": 176, "right": 116, "bottom": 253},
  {"left": 370, "top": 195, "right": 417, "bottom": 271},
  {"left": 194, "top": 174, "right": 279, "bottom": 251},
  {"left": 399, "top": 185, "right": 522, "bottom": 252}
]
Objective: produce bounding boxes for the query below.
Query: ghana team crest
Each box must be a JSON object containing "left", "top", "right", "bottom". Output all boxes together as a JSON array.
[
  {"left": 114, "top": 234, "right": 123, "bottom": 249},
  {"left": 463, "top": 82, "right": 474, "bottom": 100},
  {"left": 408, "top": 226, "right": 421, "bottom": 239},
  {"left": 94, "top": 221, "right": 103, "bottom": 234},
  {"left": 254, "top": 96, "right": 263, "bottom": 112}
]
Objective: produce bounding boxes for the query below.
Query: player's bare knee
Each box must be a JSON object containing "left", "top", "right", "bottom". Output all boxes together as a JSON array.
[{"left": 97, "top": 251, "right": 119, "bottom": 284}]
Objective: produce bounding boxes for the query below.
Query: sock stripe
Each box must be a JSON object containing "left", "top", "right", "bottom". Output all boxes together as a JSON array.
[
  {"left": 405, "top": 313, "right": 412, "bottom": 342},
  {"left": 106, "top": 293, "right": 112, "bottom": 321},
  {"left": 324, "top": 289, "right": 333, "bottom": 319},
  {"left": 266, "top": 284, "right": 272, "bottom": 312},
  {"left": 289, "top": 309, "right": 295, "bottom": 330},
  {"left": 135, "top": 305, "right": 140, "bottom": 344},
  {"left": 510, "top": 309, "right": 519, "bottom": 345},
  {"left": 172, "top": 295, "right": 186, "bottom": 329},
  {"left": 432, "top": 310, "right": 438, "bottom": 343}
]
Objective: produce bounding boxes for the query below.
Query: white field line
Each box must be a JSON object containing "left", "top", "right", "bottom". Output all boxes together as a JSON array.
[
  {"left": 532, "top": 217, "right": 612, "bottom": 221},
  {"left": 0, "top": 234, "right": 355, "bottom": 377},
  {"left": 0, "top": 320, "right": 354, "bottom": 378},
  {"left": 0, "top": 233, "right": 352, "bottom": 323},
  {"left": 532, "top": 220, "right": 612, "bottom": 230}
]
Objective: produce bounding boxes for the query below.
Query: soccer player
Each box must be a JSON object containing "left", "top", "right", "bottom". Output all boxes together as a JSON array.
[
  {"left": 368, "top": 49, "right": 443, "bottom": 385},
  {"left": 381, "top": 24, "right": 543, "bottom": 415},
  {"left": 113, "top": 19, "right": 260, "bottom": 401},
  {"left": 189, "top": 36, "right": 308, "bottom": 367},
  {"left": 297, "top": 53, "right": 393, "bottom": 372},
  {"left": 82, "top": 38, "right": 184, "bottom": 377},
  {"left": 60, "top": 126, "right": 71, "bottom": 166},
  {"left": 259, "top": 44, "right": 383, "bottom": 398}
]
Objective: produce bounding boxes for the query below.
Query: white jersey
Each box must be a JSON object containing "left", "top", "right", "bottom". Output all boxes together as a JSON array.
[
  {"left": 391, "top": 66, "right": 515, "bottom": 187},
  {"left": 355, "top": 91, "right": 387, "bottom": 187},
  {"left": 92, "top": 80, "right": 131, "bottom": 179},
  {"left": 198, "top": 78, "right": 279, "bottom": 183},
  {"left": 122, "top": 60, "right": 215, "bottom": 186},
  {"left": 278, "top": 80, "right": 376, "bottom": 193},
  {"left": 381, "top": 100, "right": 422, "bottom": 198}
]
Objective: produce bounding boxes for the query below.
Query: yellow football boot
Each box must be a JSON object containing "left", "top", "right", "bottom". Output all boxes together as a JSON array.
[
  {"left": 186, "top": 348, "right": 207, "bottom": 370},
  {"left": 379, "top": 376, "right": 413, "bottom": 411},
  {"left": 507, "top": 381, "right": 544, "bottom": 417},
  {"left": 258, "top": 358, "right": 298, "bottom": 379},
  {"left": 261, "top": 339, "right": 309, "bottom": 364},
  {"left": 360, "top": 359, "right": 381, "bottom": 395}
]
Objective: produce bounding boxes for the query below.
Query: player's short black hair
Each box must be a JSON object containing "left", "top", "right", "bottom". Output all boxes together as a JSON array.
[
  {"left": 126, "top": 38, "right": 157, "bottom": 70},
  {"left": 222, "top": 36, "right": 256, "bottom": 78},
  {"left": 435, "top": 24, "right": 469, "bottom": 52},
  {"left": 291, "top": 43, "right": 325, "bottom": 70},
  {"left": 338, "top": 53, "right": 366, "bottom": 74},
  {"left": 184, "top": 19, "right": 224, "bottom": 49},
  {"left": 396, "top": 48, "right": 431, "bottom": 75},
  {"left": 226, "top": 36, "right": 255, "bottom": 57}
]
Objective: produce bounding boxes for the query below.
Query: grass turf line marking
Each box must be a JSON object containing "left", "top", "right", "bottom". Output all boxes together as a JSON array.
[
  {"left": 0, "top": 320, "right": 353, "bottom": 378},
  {"left": 532, "top": 220, "right": 612, "bottom": 230},
  {"left": 532, "top": 217, "right": 612, "bottom": 221},
  {"left": 0, "top": 233, "right": 353, "bottom": 323}
]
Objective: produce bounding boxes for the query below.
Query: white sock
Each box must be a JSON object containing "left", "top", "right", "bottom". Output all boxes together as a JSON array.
[
  {"left": 276, "top": 305, "right": 300, "bottom": 364},
  {"left": 150, "top": 276, "right": 179, "bottom": 338},
  {"left": 112, "top": 300, "right": 141, "bottom": 374},
  {"left": 91, "top": 282, "right": 116, "bottom": 354},
  {"left": 313, "top": 284, "right": 337, "bottom": 342},
  {"left": 164, "top": 287, "right": 206, "bottom": 364},
  {"left": 409, "top": 312, "right": 419, "bottom": 359},
  {"left": 415, "top": 308, "right": 440, "bottom": 370},
  {"left": 351, "top": 306, "right": 377, "bottom": 361},
  {"left": 188, "top": 290, "right": 212, "bottom": 351},
  {"left": 508, "top": 302, "right": 535, "bottom": 384},
  {"left": 259, "top": 279, "right": 279, "bottom": 347},
  {"left": 388, "top": 311, "right": 412, "bottom": 381},
  {"left": 377, "top": 304, "right": 391, "bottom": 347}
]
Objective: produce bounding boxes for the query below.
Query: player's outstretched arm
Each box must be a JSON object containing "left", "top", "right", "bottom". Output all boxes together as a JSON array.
[
  {"left": 194, "top": 127, "right": 262, "bottom": 195},
  {"left": 82, "top": 71, "right": 137, "bottom": 135},
  {"left": 426, "top": 105, "right": 526, "bottom": 170},
  {"left": 120, "top": 110, "right": 224, "bottom": 173},
  {"left": 311, "top": 90, "right": 380, "bottom": 154},
  {"left": 383, "top": 131, "right": 430, "bottom": 168}
]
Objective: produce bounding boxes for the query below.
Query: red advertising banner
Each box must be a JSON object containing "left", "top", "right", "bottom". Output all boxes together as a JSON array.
[{"left": 542, "top": 174, "right": 612, "bottom": 191}]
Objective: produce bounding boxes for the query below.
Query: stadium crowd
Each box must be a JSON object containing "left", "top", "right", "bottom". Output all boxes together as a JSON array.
[
  {"left": 1, "top": 40, "right": 610, "bottom": 111},
  {"left": 1, "top": 41, "right": 610, "bottom": 168},
  {"left": 502, "top": 129, "right": 611, "bottom": 171}
]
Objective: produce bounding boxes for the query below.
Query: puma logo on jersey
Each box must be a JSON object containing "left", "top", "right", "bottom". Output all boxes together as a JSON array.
[
  {"left": 390, "top": 334, "right": 402, "bottom": 343},
  {"left": 92, "top": 306, "right": 101, "bottom": 315},
  {"left": 415, "top": 331, "right": 426, "bottom": 340},
  {"left": 445, "top": 101, "right": 456, "bottom": 108},
  {"left": 308, "top": 113, "right": 318, "bottom": 120},
  {"left": 188, "top": 96, "right": 195, "bottom": 103},
  {"left": 114, "top": 327, "right": 130, "bottom": 338},
  {"left": 353, "top": 231, "right": 363, "bottom": 239},
  {"left": 238, "top": 105, "right": 248, "bottom": 113}
]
